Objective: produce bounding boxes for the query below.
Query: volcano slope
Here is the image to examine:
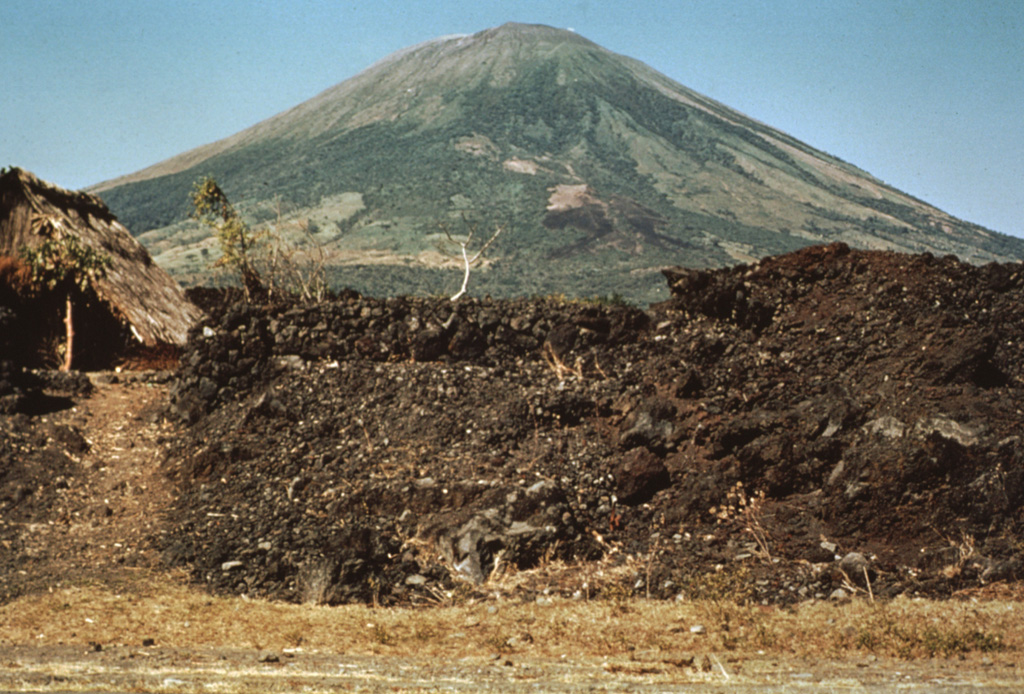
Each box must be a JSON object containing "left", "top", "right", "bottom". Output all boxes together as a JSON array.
[{"left": 152, "top": 242, "right": 1023, "bottom": 606}]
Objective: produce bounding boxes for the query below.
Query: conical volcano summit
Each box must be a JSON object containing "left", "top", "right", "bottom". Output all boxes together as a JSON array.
[{"left": 92, "top": 23, "right": 1024, "bottom": 303}]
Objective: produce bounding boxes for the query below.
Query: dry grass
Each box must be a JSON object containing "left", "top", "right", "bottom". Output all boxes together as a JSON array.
[
  {"left": 0, "top": 574, "right": 1020, "bottom": 694},
  {"left": 0, "top": 573, "right": 1017, "bottom": 663}
]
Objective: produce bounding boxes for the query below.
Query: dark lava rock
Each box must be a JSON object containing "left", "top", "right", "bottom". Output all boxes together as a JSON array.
[
  {"left": 613, "top": 448, "right": 670, "bottom": 505},
  {"left": 31, "top": 242, "right": 1022, "bottom": 606},
  {"left": 151, "top": 246, "right": 1024, "bottom": 604}
]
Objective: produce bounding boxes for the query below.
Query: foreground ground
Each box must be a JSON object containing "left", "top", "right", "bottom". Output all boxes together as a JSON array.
[{"left": 1, "top": 576, "right": 1022, "bottom": 692}]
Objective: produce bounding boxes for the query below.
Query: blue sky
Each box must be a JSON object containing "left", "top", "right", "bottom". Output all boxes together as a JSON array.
[{"left": 2, "top": 0, "right": 1022, "bottom": 238}]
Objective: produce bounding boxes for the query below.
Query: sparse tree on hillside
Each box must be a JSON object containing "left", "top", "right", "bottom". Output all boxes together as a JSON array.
[
  {"left": 190, "top": 176, "right": 266, "bottom": 300},
  {"left": 20, "top": 219, "right": 111, "bottom": 370},
  {"left": 191, "top": 177, "right": 331, "bottom": 303}
]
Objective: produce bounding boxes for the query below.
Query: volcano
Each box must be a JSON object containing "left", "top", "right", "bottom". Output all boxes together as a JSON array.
[{"left": 92, "top": 23, "right": 1024, "bottom": 304}]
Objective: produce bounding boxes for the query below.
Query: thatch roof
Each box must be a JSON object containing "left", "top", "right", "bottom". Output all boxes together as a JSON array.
[{"left": 0, "top": 167, "right": 202, "bottom": 346}]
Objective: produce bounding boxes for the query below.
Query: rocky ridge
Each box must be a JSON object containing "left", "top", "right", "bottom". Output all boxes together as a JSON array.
[{"left": 152, "top": 242, "right": 1024, "bottom": 606}]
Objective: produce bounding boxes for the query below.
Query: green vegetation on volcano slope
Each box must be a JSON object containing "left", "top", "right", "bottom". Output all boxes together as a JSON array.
[{"left": 95, "top": 24, "right": 1024, "bottom": 304}]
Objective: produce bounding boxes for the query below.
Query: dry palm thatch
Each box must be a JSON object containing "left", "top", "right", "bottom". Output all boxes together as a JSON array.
[{"left": 0, "top": 167, "right": 202, "bottom": 347}]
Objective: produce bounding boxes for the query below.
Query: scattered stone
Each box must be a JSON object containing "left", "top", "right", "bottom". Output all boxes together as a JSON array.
[
  {"left": 863, "top": 417, "right": 906, "bottom": 439},
  {"left": 611, "top": 448, "right": 670, "bottom": 505},
  {"left": 839, "top": 552, "right": 870, "bottom": 576}
]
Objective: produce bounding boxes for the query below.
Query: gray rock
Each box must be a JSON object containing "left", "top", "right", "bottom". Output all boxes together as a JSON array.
[
  {"left": 862, "top": 416, "right": 905, "bottom": 439},
  {"left": 843, "top": 481, "right": 867, "bottom": 500},
  {"left": 914, "top": 417, "right": 981, "bottom": 447},
  {"left": 826, "top": 460, "right": 846, "bottom": 487},
  {"left": 273, "top": 354, "right": 305, "bottom": 370},
  {"left": 839, "top": 551, "right": 870, "bottom": 576},
  {"left": 981, "top": 556, "right": 1022, "bottom": 583},
  {"left": 441, "top": 513, "right": 557, "bottom": 585},
  {"left": 526, "top": 480, "right": 556, "bottom": 496},
  {"left": 820, "top": 418, "right": 841, "bottom": 438},
  {"left": 197, "top": 377, "right": 218, "bottom": 400},
  {"left": 619, "top": 409, "right": 675, "bottom": 451}
]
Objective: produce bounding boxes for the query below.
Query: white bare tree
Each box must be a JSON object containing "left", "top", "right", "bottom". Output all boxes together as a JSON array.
[{"left": 441, "top": 216, "right": 504, "bottom": 301}]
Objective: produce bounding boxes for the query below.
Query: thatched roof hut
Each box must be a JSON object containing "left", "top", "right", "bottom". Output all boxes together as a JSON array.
[{"left": 0, "top": 166, "right": 201, "bottom": 348}]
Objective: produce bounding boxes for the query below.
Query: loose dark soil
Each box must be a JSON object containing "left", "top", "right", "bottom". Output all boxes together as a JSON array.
[{"left": 2, "top": 242, "right": 1023, "bottom": 608}]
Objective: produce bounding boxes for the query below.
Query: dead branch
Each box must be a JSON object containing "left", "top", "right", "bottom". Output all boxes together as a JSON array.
[{"left": 442, "top": 215, "right": 504, "bottom": 301}]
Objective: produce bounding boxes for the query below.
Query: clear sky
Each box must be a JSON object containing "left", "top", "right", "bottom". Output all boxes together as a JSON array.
[{"left": 3, "top": 0, "right": 1022, "bottom": 238}]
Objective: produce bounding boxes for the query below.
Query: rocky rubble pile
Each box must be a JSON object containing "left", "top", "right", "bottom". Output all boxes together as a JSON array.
[
  {"left": 159, "top": 243, "right": 1024, "bottom": 605},
  {"left": 0, "top": 363, "right": 94, "bottom": 546},
  {"left": 0, "top": 360, "right": 39, "bottom": 415}
]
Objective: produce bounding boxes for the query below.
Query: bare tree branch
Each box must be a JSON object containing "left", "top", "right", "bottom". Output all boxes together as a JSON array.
[{"left": 442, "top": 214, "right": 504, "bottom": 301}]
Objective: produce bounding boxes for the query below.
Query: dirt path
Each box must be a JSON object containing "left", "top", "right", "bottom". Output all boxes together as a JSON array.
[{"left": 8, "top": 375, "right": 176, "bottom": 595}]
